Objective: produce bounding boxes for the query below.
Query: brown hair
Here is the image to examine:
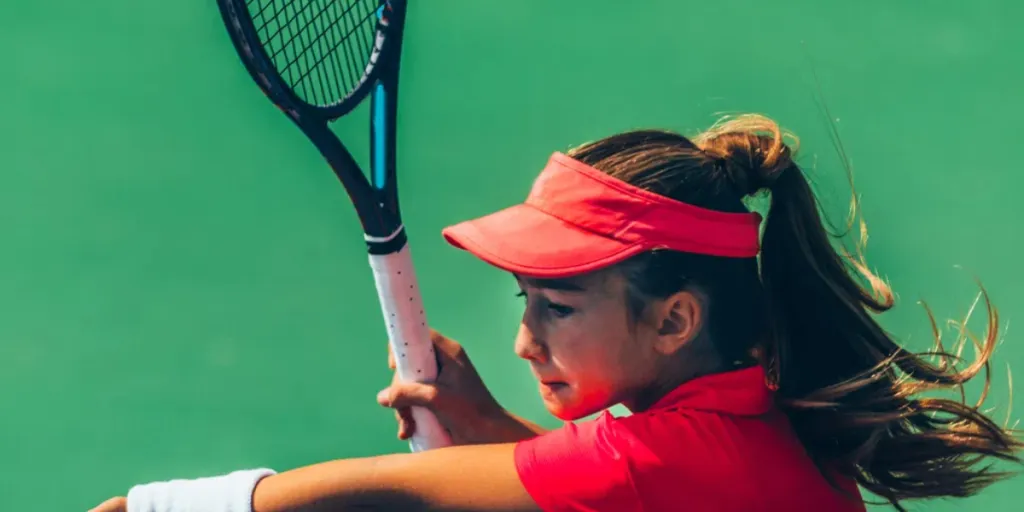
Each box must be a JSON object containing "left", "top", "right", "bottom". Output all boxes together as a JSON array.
[{"left": 566, "top": 114, "right": 1022, "bottom": 510}]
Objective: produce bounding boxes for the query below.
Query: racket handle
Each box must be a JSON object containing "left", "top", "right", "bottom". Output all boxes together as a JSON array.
[{"left": 367, "top": 245, "right": 454, "bottom": 452}]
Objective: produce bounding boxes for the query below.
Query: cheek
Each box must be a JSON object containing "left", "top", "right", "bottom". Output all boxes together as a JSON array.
[{"left": 542, "top": 323, "right": 649, "bottom": 420}]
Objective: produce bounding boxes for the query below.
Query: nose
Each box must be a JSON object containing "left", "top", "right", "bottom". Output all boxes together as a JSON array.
[{"left": 514, "top": 323, "right": 548, "bottom": 363}]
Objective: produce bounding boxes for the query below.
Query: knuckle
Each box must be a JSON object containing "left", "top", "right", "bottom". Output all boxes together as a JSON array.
[
  {"left": 422, "top": 386, "right": 441, "bottom": 404},
  {"left": 429, "top": 329, "right": 446, "bottom": 345},
  {"left": 432, "top": 331, "right": 465, "bottom": 355}
]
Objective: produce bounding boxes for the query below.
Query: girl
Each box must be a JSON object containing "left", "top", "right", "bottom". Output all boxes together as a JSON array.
[{"left": 92, "top": 114, "right": 1021, "bottom": 512}]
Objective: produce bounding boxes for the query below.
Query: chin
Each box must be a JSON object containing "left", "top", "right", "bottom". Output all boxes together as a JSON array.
[
  {"left": 542, "top": 393, "right": 608, "bottom": 422},
  {"left": 544, "top": 402, "right": 579, "bottom": 421}
]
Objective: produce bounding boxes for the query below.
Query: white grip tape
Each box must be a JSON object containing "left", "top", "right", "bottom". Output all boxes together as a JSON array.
[{"left": 368, "top": 245, "right": 453, "bottom": 452}]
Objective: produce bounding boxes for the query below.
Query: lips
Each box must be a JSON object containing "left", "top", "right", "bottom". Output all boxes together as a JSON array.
[
  {"left": 532, "top": 366, "right": 568, "bottom": 390},
  {"left": 539, "top": 381, "right": 569, "bottom": 394}
]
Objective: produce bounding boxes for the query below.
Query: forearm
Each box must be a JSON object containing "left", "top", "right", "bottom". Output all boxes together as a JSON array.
[
  {"left": 252, "top": 444, "right": 537, "bottom": 512},
  {"left": 250, "top": 455, "right": 406, "bottom": 511}
]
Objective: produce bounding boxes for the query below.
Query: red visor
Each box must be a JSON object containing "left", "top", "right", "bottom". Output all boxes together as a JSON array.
[{"left": 442, "top": 152, "right": 762, "bottom": 278}]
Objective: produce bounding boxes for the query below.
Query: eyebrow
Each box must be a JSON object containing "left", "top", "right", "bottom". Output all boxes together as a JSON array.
[{"left": 515, "top": 275, "right": 587, "bottom": 292}]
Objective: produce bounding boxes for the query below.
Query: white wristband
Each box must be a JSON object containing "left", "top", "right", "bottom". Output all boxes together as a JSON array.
[{"left": 126, "top": 468, "right": 276, "bottom": 512}]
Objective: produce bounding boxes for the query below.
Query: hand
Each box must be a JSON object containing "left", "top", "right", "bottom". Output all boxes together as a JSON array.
[
  {"left": 88, "top": 496, "right": 126, "bottom": 512},
  {"left": 377, "top": 330, "right": 541, "bottom": 445}
]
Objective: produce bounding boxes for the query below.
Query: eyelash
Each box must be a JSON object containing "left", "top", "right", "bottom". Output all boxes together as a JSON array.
[{"left": 515, "top": 291, "right": 575, "bottom": 318}]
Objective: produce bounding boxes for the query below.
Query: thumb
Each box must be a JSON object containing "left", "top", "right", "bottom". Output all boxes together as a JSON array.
[{"left": 376, "top": 380, "right": 442, "bottom": 410}]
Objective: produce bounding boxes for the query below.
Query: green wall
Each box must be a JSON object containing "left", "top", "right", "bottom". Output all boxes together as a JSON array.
[{"left": 2, "top": 1, "right": 1021, "bottom": 510}]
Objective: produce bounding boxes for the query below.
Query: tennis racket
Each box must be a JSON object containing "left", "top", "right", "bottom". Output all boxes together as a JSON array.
[{"left": 216, "top": 0, "right": 452, "bottom": 452}]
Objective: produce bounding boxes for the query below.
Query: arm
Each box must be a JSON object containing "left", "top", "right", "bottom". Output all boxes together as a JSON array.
[
  {"left": 91, "top": 444, "right": 540, "bottom": 512},
  {"left": 252, "top": 443, "right": 540, "bottom": 512},
  {"left": 94, "top": 416, "right": 636, "bottom": 512}
]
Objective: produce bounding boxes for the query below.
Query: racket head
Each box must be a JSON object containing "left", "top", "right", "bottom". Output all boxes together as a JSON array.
[
  {"left": 218, "top": 0, "right": 407, "bottom": 122},
  {"left": 217, "top": 0, "right": 410, "bottom": 239}
]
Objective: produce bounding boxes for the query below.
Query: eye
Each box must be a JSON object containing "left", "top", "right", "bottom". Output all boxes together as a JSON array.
[
  {"left": 546, "top": 302, "right": 575, "bottom": 318},
  {"left": 515, "top": 290, "right": 574, "bottom": 318}
]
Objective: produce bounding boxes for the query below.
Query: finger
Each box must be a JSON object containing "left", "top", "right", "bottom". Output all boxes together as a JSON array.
[
  {"left": 396, "top": 407, "right": 416, "bottom": 440},
  {"left": 376, "top": 386, "right": 392, "bottom": 407},
  {"left": 376, "top": 366, "right": 410, "bottom": 406},
  {"left": 376, "top": 380, "right": 441, "bottom": 410},
  {"left": 89, "top": 497, "right": 127, "bottom": 512},
  {"left": 387, "top": 342, "right": 395, "bottom": 370},
  {"left": 398, "top": 406, "right": 415, "bottom": 439}
]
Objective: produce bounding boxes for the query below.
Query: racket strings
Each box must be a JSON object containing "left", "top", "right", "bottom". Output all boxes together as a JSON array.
[
  {"left": 284, "top": 0, "right": 350, "bottom": 102},
  {"left": 257, "top": 0, "right": 334, "bottom": 101},
  {"left": 246, "top": 0, "right": 379, "bottom": 106},
  {"left": 289, "top": 1, "right": 375, "bottom": 97}
]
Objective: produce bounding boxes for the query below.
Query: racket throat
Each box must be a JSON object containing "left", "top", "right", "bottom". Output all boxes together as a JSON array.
[{"left": 364, "top": 225, "right": 408, "bottom": 255}]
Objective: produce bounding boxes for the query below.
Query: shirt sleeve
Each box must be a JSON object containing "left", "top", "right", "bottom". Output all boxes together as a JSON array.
[{"left": 513, "top": 411, "right": 641, "bottom": 512}]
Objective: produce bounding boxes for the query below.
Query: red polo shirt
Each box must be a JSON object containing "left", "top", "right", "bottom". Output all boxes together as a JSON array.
[{"left": 513, "top": 366, "right": 866, "bottom": 511}]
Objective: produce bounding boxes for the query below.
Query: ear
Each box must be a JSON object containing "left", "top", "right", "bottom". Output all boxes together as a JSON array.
[{"left": 652, "top": 290, "right": 703, "bottom": 355}]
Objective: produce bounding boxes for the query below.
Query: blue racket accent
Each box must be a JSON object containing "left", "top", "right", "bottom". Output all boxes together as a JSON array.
[
  {"left": 372, "top": 83, "right": 386, "bottom": 189},
  {"left": 371, "top": 3, "right": 388, "bottom": 189}
]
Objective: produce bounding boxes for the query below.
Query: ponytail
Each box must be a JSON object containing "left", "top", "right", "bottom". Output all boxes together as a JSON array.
[{"left": 700, "top": 115, "right": 1023, "bottom": 508}]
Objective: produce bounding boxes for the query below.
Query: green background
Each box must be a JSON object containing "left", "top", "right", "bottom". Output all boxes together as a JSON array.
[{"left": 2, "top": 1, "right": 1022, "bottom": 510}]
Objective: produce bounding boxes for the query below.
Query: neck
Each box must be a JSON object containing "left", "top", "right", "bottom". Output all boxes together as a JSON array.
[{"left": 625, "top": 345, "right": 753, "bottom": 413}]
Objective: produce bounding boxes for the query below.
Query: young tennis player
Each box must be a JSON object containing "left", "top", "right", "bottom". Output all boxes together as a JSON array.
[{"left": 91, "top": 114, "right": 1021, "bottom": 512}]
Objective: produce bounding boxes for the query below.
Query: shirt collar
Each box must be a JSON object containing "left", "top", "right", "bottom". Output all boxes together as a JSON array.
[{"left": 648, "top": 365, "right": 774, "bottom": 416}]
